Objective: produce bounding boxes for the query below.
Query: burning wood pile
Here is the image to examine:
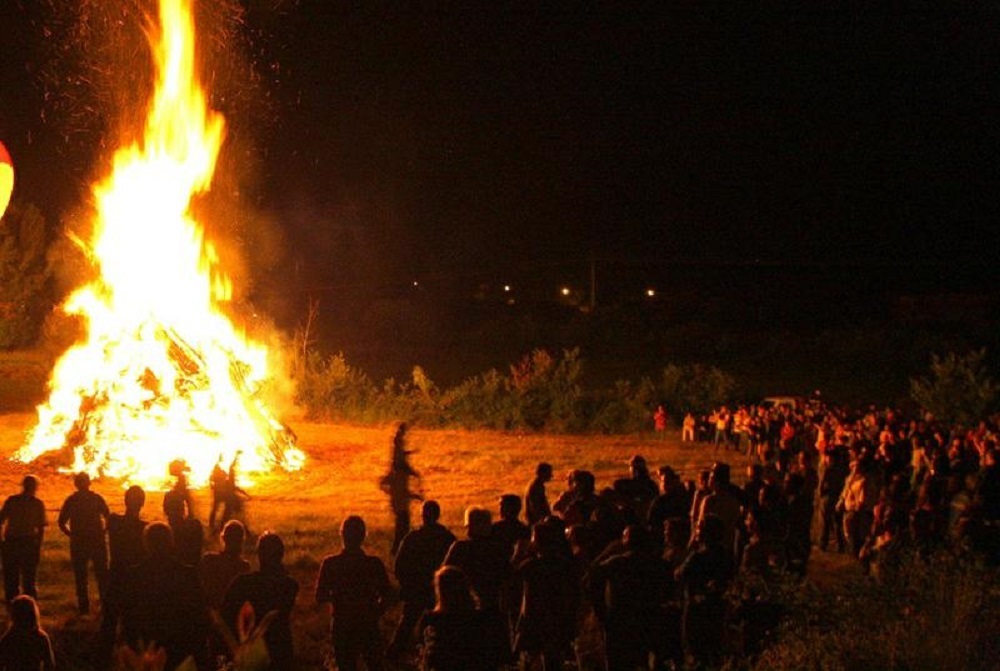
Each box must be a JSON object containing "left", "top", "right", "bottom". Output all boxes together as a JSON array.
[{"left": 15, "top": 0, "right": 303, "bottom": 489}]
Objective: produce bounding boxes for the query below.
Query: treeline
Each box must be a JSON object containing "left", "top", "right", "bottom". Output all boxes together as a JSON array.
[{"left": 291, "top": 347, "right": 736, "bottom": 433}]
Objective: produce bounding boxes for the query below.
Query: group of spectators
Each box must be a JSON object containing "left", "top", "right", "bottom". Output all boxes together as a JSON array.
[
  {"left": 693, "top": 400, "right": 1000, "bottom": 569},
  {"left": 0, "top": 398, "right": 998, "bottom": 670}
]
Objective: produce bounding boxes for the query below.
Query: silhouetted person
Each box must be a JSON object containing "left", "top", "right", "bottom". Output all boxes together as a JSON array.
[
  {"left": 388, "top": 501, "right": 456, "bottom": 660},
  {"left": 163, "top": 470, "right": 203, "bottom": 568},
  {"left": 513, "top": 518, "right": 581, "bottom": 670},
  {"left": 525, "top": 463, "right": 553, "bottom": 526},
  {"left": 210, "top": 453, "right": 249, "bottom": 532},
  {"left": 492, "top": 494, "right": 530, "bottom": 560},
  {"left": 163, "top": 460, "right": 194, "bottom": 523},
  {"left": 316, "top": 516, "right": 392, "bottom": 671},
  {"left": 784, "top": 473, "right": 813, "bottom": 577},
  {"left": 693, "top": 462, "right": 744, "bottom": 560},
  {"left": 222, "top": 532, "right": 299, "bottom": 669},
  {"left": 418, "top": 565, "right": 499, "bottom": 671},
  {"left": 381, "top": 422, "right": 423, "bottom": 554},
  {"left": 0, "top": 595, "right": 54, "bottom": 671},
  {"left": 555, "top": 470, "right": 600, "bottom": 526},
  {"left": 0, "top": 475, "right": 46, "bottom": 602},
  {"left": 443, "top": 507, "right": 512, "bottom": 663},
  {"left": 108, "top": 486, "right": 148, "bottom": 577},
  {"left": 201, "top": 520, "right": 251, "bottom": 610},
  {"left": 443, "top": 507, "right": 510, "bottom": 612},
  {"left": 208, "top": 456, "right": 231, "bottom": 530},
  {"left": 676, "top": 514, "right": 736, "bottom": 668},
  {"left": 98, "top": 485, "right": 149, "bottom": 664},
  {"left": 648, "top": 466, "right": 690, "bottom": 550},
  {"left": 613, "top": 455, "right": 660, "bottom": 519},
  {"left": 819, "top": 447, "right": 849, "bottom": 552},
  {"left": 590, "top": 525, "right": 671, "bottom": 671},
  {"left": 58, "top": 472, "right": 110, "bottom": 614},
  {"left": 120, "top": 522, "right": 210, "bottom": 669}
]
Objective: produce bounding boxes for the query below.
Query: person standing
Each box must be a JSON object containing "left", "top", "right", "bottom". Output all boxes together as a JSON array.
[
  {"left": 58, "top": 472, "right": 110, "bottom": 614},
  {"left": 0, "top": 475, "right": 46, "bottom": 603},
  {"left": 653, "top": 405, "right": 669, "bottom": 437},
  {"left": 222, "top": 532, "right": 299, "bottom": 669},
  {"left": 316, "top": 516, "right": 392, "bottom": 671},
  {"left": 524, "top": 463, "right": 553, "bottom": 526},
  {"left": 682, "top": 412, "right": 696, "bottom": 442},
  {"left": 119, "top": 523, "right": 210, "bottom": 669},
  {"left": 589, "top": 525, "right": 671, "bottom": 671},
  {"left": 381, "top": 422, "right": 423, "bottom": 555},
  {"left": 163, "top": 465, "right": 203, "bottom": 568},
  {"left": 201, "top": 520, "right": 251, "bottom": 610},
  {"left": 0, "top": 595, "right": 55, "bottom": 671},
  {"left": 676, "top": 515, "right": 736, "bottom": 669},
  {"left": 387, "top": 501, "right": 456, "bottom": 660},
  {"left": 99, "top": 485, "right": 148, "bottom": 667}
]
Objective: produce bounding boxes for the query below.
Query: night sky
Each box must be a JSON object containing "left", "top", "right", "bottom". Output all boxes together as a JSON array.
[{"left": 2, "top": 2, "right": 999, "bottom": 292}]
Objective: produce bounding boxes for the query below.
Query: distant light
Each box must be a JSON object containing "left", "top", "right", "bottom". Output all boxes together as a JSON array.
[
  {"left": 412, "top": 281, "right": 419, "bottom": 287},
  {"left": 646, "top": 288, "right": 656, "bottom": 297},
  {"left": 561, "top": 287, "right": 571, "bottom": 296},
  {"left": 503, "top": 285, "right": 511, "bottom": 292}
]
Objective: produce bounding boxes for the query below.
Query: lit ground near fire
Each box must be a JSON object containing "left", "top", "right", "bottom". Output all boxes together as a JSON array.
[{"left": 0, "top": 411, "right": 852, "bottom": 669}]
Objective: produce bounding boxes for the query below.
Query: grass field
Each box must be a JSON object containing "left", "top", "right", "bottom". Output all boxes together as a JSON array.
[{"left": 0, "top": 408, "right": 754, "bottom": 669}]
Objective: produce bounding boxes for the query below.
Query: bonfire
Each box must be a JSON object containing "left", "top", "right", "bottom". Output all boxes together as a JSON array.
[{"left": 15, "top": 0, "right": 303, "bottom": 489}]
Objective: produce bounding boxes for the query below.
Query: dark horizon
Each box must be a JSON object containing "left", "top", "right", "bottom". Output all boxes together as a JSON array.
[{"left": 1, "top": 2, "right": 998, "bottom": 295}]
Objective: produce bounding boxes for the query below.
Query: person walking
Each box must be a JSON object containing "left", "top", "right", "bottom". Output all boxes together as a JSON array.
[{"left": 381, "top": 422, "right": 423, "bottom": 554}]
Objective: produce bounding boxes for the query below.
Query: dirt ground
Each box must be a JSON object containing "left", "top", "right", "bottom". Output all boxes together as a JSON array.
[{"left": 0, "top": 410, "right": 855, "bottom": 669}]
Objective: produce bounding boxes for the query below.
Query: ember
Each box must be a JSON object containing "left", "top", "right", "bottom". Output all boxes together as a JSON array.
[{"left": 15, "top": 0, "right": 303, "bottom": 488}]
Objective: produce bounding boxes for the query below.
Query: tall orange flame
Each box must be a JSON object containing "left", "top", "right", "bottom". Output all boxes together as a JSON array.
[{"left": 16, "top": 0, "right": 303, "bottom": 488}]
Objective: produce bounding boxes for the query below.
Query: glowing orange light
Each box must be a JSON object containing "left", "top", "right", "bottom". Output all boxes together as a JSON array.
[
  {"left": 561, "top": 287, "right": 571, "bottom": 296},
  {"left": 0, "top": 141, "right": 13, "bottom": 219},
  {"left": 16, "top": 0, "right": 302, "bottom": 489}
]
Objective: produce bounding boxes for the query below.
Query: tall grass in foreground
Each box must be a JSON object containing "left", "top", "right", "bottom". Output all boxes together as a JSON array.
[{"left": 751, "top": 553, "right": 1000, "bottom": 671}]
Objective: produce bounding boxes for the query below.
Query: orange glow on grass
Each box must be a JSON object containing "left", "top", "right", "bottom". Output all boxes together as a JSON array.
[{"left": 16, "top": 0, "right": 303, "bottom": 489}]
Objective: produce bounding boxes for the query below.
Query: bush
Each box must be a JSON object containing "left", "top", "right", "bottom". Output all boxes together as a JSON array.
[
  {"left": 440, "top": 369, "right": 512, "bottom": 430},
  {"left": 294, "top": 351, "right": 376, "bottom": 421},
  {"left": 909, "top": 349, "right": 999, "bottom": 425},
  {"left": 659, "top": 362, "right": 736, "bottom": 415},
  {"left": 508, "top": 348, "right": 585, "bottom": 431},
  {"left": 0, "top": 202, "right": 53, "bottom": 349},
  {"left": 754, "top": 555, "right": 1000, "bottom": 671},
  {"left": 290, "top": 342, "right": 741, "bottom": 435},
  {"left": 589, "top": 378, "right": 657, "bottom": 434}
]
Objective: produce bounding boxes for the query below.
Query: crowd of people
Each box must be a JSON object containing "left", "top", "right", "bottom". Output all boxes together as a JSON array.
[{"left": 0, "top": 402, "right": 997, "bottom": 670}]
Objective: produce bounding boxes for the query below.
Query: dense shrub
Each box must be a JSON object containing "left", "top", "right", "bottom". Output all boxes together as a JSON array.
[
  {"left": 294, "top": 351, "right": 376, "bottom": 421},
  {"left": 909, "top": 349, "right": 999, "bottom": 425},
  {"left": 292, "top": 345, "right": 739, "bottom": 433},
  {"left": 659, "top": 362, "right": 737, "bottom": 415},
  {"left": 0, "top": 202, "right": 53, "bottom": 349},
  {"left": 440, "top": 369, "right": 512, "bottom": 430},
  {"left": 589, "top": 378, "right": 657, "bottom": 434},
  {"left": 752, "top": 555, "right": 1000, "bottom": 671}
]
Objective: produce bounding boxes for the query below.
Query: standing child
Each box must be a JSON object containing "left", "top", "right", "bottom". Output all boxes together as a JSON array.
[{"left": 0, "top": 595, "right": 55, "bottom": 670}]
